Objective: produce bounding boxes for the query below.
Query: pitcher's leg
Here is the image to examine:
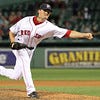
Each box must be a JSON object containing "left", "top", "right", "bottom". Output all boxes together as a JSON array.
[
  {"left": 0, "top": 51, "right": 22, "bottom": 80},
  {"left": 19, "top": 49, "right": 36, "bottom": 95},
  {"left": 0, "top": 65, "right": 14, "bottom": 79},
  {"left": 0, "top": 64, "right": 22, "bottom": 80}
]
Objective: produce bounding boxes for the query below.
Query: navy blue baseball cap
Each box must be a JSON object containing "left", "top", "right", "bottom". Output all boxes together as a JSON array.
[{"left": 39, "top": 3, "right": 52, "bottom": 12}]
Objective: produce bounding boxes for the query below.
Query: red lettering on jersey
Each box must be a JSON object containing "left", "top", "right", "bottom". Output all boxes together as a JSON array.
[
  {"left": 21, "top": 30, "right": 24, "bottom": 35},
  {"left": 34, "top": 33, "right": 42, "bottom": 39},
  {"left": 21, "top": 30, "right": 31, "bottom": 35},
  {"left": 25, "top": 30, "right": 27, "bottom": 35}
]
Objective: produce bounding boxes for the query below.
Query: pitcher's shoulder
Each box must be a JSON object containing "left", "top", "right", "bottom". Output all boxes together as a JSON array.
[{"left": 21, "top": 16, "right": 34, "bottom": 21}]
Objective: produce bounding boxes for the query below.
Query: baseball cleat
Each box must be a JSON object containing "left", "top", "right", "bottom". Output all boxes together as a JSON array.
[{"left": 28, "top": 92, "right": 39, "bottom": 99}]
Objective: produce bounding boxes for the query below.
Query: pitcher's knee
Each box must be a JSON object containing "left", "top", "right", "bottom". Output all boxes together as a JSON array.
[{"left": 10, "top": 75, "right": 21, "bottom": 80}]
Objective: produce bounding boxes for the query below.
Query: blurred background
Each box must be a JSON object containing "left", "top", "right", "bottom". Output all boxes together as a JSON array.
[
  {"left": 0, "top": 0, "right": 100, "bottom": 68},
  {"left": 0, "top": 0, "right": 100, "bottom": 41}
]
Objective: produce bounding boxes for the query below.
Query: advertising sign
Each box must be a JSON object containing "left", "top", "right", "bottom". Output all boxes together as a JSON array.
[
  {"left": 45, "top": 48, "right": 100, "bottom": 68},
  {"left": 0, "top": 49, "right": 16, "bottom": 67}
]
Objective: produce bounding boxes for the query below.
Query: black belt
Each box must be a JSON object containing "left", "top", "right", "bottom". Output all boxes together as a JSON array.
[{"left": 27, "top": 46, "right": 34, "bottom": 50}]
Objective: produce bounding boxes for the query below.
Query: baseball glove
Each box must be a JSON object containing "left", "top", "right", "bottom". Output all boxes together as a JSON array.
[{"left": 11, "top": 42, "right": 27, "bottom": 50}]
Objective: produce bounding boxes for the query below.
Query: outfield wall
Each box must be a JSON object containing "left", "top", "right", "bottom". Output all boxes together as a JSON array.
[
  {"left": 33, "top": 47, "right": 100, "bottom": 68},
  {"left": 0, "top": 47, "right": 100, "bottom": 68}
]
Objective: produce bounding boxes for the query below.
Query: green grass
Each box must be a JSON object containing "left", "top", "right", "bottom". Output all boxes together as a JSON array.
[
  {"left": 32, "top": 68, "right": 100, "bottom": 97},
  {"left": 0, "top": 68, "right": 100, "bottom": 80},
  {"left": 0, "top": 86, "right": 100, "bottom": 96},
  {"left": 31, "top": 68, "right": 100, "bottom": 80},
  {"left": 0, "top": 68, "right": 100, "bottom": 96},
  {"left": 37, "top": 86, "right": 100, "bottom": 96}
]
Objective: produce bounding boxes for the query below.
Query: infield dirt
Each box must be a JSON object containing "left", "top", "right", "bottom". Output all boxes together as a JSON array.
[{"left": 0, "top": 80, "right": 100, "bottom": 100}]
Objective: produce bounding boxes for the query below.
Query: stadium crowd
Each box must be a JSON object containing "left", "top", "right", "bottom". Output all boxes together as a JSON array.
[{"left": 0, "top": 0, "right": 100, "bottom": 40}]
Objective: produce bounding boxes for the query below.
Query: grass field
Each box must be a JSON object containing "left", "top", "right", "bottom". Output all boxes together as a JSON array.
[
  {"left": 0, "top": 68, "right": 100, "bottom": 96},
  {"left": 0, "top": 68, "right": 100, "bottom": 80},
  {"left": 31, "top": 68, "right": 100, "bottom": 80},
  {"left": 34, "top": 68, "right": 100, "bottom": 96}
]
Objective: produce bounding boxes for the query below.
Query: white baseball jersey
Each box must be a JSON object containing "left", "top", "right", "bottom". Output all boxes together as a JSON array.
[
  {"left": 0, "top": 16, "right": 70, "bottom": 95},
  {"left": 10, "top": 16, "right": 70, "bottom": 48}
]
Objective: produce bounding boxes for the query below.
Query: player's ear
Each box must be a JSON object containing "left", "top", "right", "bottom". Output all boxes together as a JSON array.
[
  {"left": 37, "top": 9, "right": 40, "bottom": 15},
  {"left": 38, "top": 9, "right": 41, "bottom": 13}
]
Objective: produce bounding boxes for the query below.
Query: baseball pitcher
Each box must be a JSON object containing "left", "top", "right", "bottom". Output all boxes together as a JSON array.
[{"left": 0, "top": 3, "right": 93, "bottom": 99}]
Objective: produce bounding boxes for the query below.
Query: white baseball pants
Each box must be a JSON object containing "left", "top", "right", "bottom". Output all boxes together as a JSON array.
[{"left": 0, "top": 48, "right": 36, "bottom": 95}]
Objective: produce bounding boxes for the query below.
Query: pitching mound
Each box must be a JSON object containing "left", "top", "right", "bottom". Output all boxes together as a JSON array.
[
  {"left": 0, "top": 89, "right": 100, "bottom": 100},
  {"left": 0, "top": 80, "right": 100, "bottom": 100}
]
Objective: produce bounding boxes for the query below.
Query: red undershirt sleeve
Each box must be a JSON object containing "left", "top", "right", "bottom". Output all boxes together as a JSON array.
[{"left": 63, "top": 30, "right": 71, "bottom": 38}]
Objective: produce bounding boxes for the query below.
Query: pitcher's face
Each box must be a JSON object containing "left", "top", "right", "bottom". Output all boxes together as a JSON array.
[{"left": 38, "top": 9, "right": 51, "bottom": 22}]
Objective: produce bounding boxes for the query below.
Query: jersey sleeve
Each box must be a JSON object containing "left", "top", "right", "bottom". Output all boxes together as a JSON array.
[
  {"left": 9, "top": 20, "right": 21, "bottom": 35},
  {"left": 9, "top": 16, "right": 30, "bottom": 35},
  {"left": 52, "top": 25, "right": 71, "bottom": 38}
]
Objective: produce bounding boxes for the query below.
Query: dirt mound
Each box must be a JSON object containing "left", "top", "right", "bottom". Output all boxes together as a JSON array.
[
  {"left": 0, "top": 89, "right": 100, "bottom": 100},
  {"left": 0, "top": 80, "right": 100, "bottom": 100}
]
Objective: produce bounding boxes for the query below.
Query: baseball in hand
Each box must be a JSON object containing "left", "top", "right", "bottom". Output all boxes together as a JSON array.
[{"left": 86, "top": 33, "right": 93, "bottom": 39}]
